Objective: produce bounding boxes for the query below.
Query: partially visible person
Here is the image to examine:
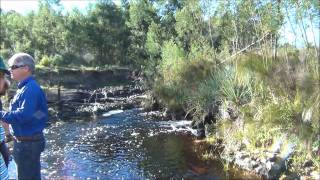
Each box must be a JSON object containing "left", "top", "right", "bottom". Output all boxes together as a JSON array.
[
  {"left": 0, "top": 53, "right": 48, "bottom": 180},
  {"left": 0, "top": 57, "right": 10, "bottom": 180}
]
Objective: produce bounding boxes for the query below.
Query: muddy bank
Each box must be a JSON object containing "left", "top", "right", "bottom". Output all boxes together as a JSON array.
[{"left": 34, "top": 67, "right": 134, "bottom": 89}]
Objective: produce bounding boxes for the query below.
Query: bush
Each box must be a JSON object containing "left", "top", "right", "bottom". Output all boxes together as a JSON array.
[
  {"left": 156, "top": 40, "right": 218, "bottom": 113},
  {"left": 38, "top": 54, "right": 71, "bottom": 67},
  {"left": 63, "top": 53, "right": 88, "bottom": 67},
  {"left": 219, "top": 65, "right": 253, "bottom": 106},
  {"left": 259, "top": 98, "right": 296, "bottom": 129},
  {"left": 153, "top": 81, "right": 187, "bottom": 112},
  {"left": 189, "top": 73, "right": 220, "bottom": 110},
  {"left": 160, "top": 39, "right": 186, "bottom": 85},
  {"left": 51, "top": 54, "right": 64, "bottom": 66},
  {"left": 39, "top": 55, "right": 51, "bottom": 67}
]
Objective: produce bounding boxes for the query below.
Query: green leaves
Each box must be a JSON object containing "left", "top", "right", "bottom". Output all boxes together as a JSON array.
[
  {"left": 86, "top": 2, "right": 126, "bottom": 65},
  {"left": 126, "top": 0, "right": 159, "bottom": 69},
  {"left": 146, "top": 22, "right": 162, "bottom": 57},
  {"left": 0, "top": 1, "right": 129, "bottom": 67}
]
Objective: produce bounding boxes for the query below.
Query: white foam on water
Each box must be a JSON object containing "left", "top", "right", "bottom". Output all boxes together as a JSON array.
[
  {"left": 102, "top": 109, "right": 124, "bottom": 117},
  {"left": 131, "top": 132, "right": 140, "bottom": 136},
  {"left": 281, "top": 143, "right": 296, "bottom": 159},
  {"left": 159, "top": 120, "right": 198, "bottom": 135},
  {"left": 135, "top": 94, "right": 148, "bottom": 99}
]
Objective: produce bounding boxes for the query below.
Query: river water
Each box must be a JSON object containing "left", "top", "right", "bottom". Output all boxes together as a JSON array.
[{"left": 41, "top": 109, "right": 258, "bottom": 179}]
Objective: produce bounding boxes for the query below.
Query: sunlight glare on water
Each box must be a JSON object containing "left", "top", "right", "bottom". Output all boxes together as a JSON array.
[{"left": 41, "top": 109, "right": 256, "bottom": 179}]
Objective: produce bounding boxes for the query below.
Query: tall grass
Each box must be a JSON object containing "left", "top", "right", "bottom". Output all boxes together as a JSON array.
[
  {"left": 219, "top": 65, "right": 253, "bottom": 106},
  {"left": 154, "top": 39, "right": 319, "bottom": 172},
  {"left": 228, "top": 49, "right": 319, "bottom": 171}
]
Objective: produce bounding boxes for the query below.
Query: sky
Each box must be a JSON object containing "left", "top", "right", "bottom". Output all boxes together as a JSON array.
[
  {"left": 0, "top": 0, "right": 318, "bottom": 47},
  {"left": 0, "top": 0, "right": 121, "bottom": 14},
  {"left": 278, "top": 9, "right": 319, "bottom": 48}
]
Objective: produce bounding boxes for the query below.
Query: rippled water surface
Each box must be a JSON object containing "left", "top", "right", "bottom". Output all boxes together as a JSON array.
[{"left": 41, "top": 109, "right": 255, "bottom": 179}]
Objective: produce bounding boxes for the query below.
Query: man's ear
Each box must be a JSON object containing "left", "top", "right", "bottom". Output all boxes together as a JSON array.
[{"left": 24, "top": 66, "right": 32, "bottom": 73}]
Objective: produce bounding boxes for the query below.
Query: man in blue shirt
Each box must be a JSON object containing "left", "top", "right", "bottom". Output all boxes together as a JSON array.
[{"left": 0, "top": 53, "right": 48, "bottom": 180}]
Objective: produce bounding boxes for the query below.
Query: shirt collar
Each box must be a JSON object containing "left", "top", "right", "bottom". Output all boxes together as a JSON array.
[{"left": 18, "top": 76, "right": 34, "bottom": 89}]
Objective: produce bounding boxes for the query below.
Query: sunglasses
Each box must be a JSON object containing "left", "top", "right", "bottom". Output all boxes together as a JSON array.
[{"left": 9, "top": 64, "right": 26, "bottom": 70}]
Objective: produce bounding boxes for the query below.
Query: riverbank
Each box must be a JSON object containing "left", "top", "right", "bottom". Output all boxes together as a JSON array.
[
  {"left": 51, "top": 81, "right": 318, "bottom": 179},
  {"left": 5, "top": 67, "right": 318, "bottom": 179},
  {"left": 35, "top": 66, "right": 134, "bottom": 89},
  {"left": 146, "top": 101, "right": 320, "bottom": 179},
  {"left": 46, "top": 67, "right": 319, "bottom": 179},
  {"left": 146, "top": 49, "right": 320, "bottom": 179}
]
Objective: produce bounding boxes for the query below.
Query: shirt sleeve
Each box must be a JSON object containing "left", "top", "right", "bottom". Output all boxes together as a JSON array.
[{"left": 0, "top": 87, "right": 39, "bottom": 125}]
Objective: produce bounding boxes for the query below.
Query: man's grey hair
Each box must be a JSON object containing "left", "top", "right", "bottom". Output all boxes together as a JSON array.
[{"left": 8, "top": 53, "right": 35, "bottom": 73}]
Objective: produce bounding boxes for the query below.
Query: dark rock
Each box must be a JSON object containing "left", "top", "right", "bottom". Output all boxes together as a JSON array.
[
  {"left": 202, "top": 112, "right": 215, "bottom": 125},
  {"left": 255, "top": 140, "right": 262, "bottom": 147},
  {"left": 267, "top": 153, "right": 277, "bottom": 162},
  {"left": 121, "top": 103, "right": 135, "bottom": 110},
  {"left": 191, "top": 120, "right": 204, "bottom": 129},
  {"left": 267, "top": 162, "right": 283, "bottom": 179},
  {"left": 303, "top": 160, "right": 313, "bottom": 168},
  {"left": 252, "top": 162, "right": 259, "bottom": 169},
  {"left": 188, "top": 102, "right": 221, "bottom": 138},
  {"left": 227, "top": 107, "right": 238, "bottom": 120},
  {"left": 196, "top": 128, "right": 206, "bottom": 139},
  {"left": 106, "top": 92, "right": 114, "bottom": 97}
]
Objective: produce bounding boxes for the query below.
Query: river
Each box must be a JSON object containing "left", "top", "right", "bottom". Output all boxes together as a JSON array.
[{"left": 41, "top": 109, "right": 258, "bottom": 179}]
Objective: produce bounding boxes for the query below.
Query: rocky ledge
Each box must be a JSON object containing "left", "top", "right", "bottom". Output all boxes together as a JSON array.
[{"left": 46, "top": 84, "right": 146, "bottom": 121}]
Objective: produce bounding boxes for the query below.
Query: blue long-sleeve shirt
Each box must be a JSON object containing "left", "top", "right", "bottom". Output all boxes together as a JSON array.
[{"left": 0, "top": 76, "right": 48, "bottom": 136}]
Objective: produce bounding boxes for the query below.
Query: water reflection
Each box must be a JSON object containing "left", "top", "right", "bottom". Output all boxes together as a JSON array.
[{"left": 42, "top": 109, "right": 256, "bottom": 179}]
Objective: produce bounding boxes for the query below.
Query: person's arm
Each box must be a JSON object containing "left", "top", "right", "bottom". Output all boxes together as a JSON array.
[
  {"left": 0, "top": 87, "right": 41, "bottom": 125},
  {"left": 0, "top": 77, "right": 9, "bottom": 96},
  {"left": 1, "top": 122, "right": 13, "bottom": 142},
  {"left": 0, "top": 77, "right": 13, "bottom": 139},
  {"left": 1, "top": 122, "right": 10, "bottom": 135}
]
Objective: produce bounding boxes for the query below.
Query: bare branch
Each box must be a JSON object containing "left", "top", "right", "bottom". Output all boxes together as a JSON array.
[{"left": 220, "top": 32, "right": 270, "bottom": 64}]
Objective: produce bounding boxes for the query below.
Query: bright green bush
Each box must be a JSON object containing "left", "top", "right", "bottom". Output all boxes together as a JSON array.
[
  {"left": 38, "top": 54, "right": 69, "bottom": 67},
  {"left": 39, "top": 55, "right": 51, "bottom": 67},
  {"left": 160, "top": 40, "right": 186, "bottom": 85}
]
